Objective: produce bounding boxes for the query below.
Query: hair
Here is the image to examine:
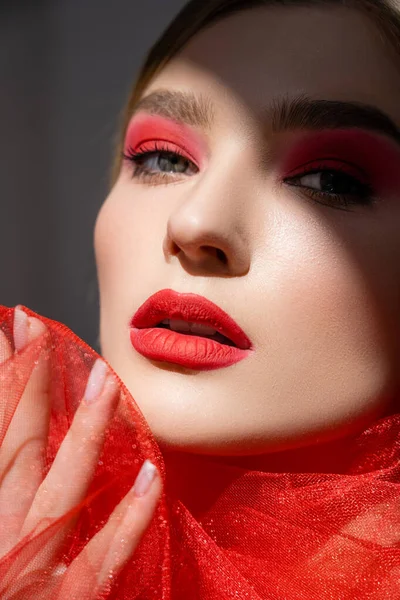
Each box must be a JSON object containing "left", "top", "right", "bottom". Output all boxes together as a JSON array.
[{"left": 111, "top": 0, "right": 400, "bottom": 183}]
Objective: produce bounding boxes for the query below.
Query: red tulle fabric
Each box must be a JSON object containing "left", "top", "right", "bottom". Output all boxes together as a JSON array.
[{"left": 0, "top": 304, "right": 400, "bottom": 599}]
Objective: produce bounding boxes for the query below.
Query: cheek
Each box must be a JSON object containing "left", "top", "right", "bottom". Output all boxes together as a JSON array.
[
  {"left": 94, "top": 190, "right": 139, "bottom": 359},
  {"left": 260, "top": 192, "right": 400, "bottom": 345},
  {"left": 265, "top": 224, "right": 369, "bottom": 337},
  {"left": 284, "top": 223, "right": 381, "bottom": 341},
  {"left": 93, "top": 188, "right": 141, "bottom": 304},
  {"left": 255, "top": 210, "right": 394, "bottom": 390},
  {"left": 94, "top": 195, "right": 121, "bottom": 291},
  {"left": 94, "top": 183, "right": 169, "bottom": 297}
]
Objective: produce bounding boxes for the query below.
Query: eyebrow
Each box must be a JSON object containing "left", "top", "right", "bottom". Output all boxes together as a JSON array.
[
  {"left": 272, "top": 95, "right": 400, "bottom": 144},
  {"left": 132, "top": 89, "right": 214, "bottom": 130},
  {"left": 132, "top": 89, "right": 400, "bottom": 145}
]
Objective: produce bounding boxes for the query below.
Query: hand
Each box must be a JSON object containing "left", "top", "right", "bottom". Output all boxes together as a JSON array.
[{"left": 0, "top": 307, "right": 162, "bottom": 599}]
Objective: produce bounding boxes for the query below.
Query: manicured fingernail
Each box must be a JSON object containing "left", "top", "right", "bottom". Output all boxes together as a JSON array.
[
  {"left": 132, "top": 460, "right": 157, "bottom": 497},
  {"left": 13, "top": 306, "right": 29, "bottom": 352},
  {"left": 83, "top": 358, "right": 108, "bottom": 404},
  {"left": 51, "top": 562, "right": 68, "bottom": 577}
]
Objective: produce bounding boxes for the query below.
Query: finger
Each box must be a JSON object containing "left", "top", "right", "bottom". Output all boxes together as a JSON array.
[
  {"left": 0, "top": 307, "right": 50, "bottom": 552},
  {"left": 0, "top": 327, "right": 12, "bottom": 364},
  {"left": 0, "top": 326, "right": 12, "bottom": 448},
  {"left": 58, "top": 460, "right": 162, "bottom": 599},
  {"left": 21, "top": 359, "right": 119, "bottom": 542}
]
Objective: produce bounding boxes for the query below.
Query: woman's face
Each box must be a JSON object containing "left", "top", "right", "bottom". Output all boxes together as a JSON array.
[{"left": 94, "top": 4, "right": 400, "bottom": 455}]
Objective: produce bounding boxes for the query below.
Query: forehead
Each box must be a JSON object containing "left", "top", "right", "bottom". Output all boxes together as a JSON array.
[{"left": 146, "top": 5, "right": 400, "bottom": 128}]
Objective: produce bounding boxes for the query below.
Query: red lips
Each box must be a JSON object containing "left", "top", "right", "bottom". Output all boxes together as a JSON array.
[{"left": 129, "top": 289, "right": 252, "bottom": 371}]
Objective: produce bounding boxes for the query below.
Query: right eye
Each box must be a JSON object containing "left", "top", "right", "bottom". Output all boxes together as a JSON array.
[{"left": 123, "top": 142, "right": 199, "bottom": 183}]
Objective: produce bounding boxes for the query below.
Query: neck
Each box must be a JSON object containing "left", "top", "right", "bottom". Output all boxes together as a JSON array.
[{"left": 161, "top": 396, "right": 400, "bottom": 520}]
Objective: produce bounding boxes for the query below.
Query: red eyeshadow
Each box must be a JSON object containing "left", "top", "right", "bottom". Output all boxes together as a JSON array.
[
  {"left": 280, "top": 129, "right": 400, "bottom": 194},
  {"left": 124, "top": 114, "right": 208, "bottom": 167}
]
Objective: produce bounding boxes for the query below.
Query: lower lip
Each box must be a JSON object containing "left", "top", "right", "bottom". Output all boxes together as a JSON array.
[{"left": 130, "top": 328, "right": 250, "bottom": 371}]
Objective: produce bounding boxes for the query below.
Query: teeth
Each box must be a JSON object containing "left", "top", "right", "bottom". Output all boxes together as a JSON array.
[
  {"left": 168, "top": 319, "right": 191, "bottom": 333},
  {"left": 189, "top": 323, "right": 217, "bottom": 336},
  {"left": 161, "top": 319, "right": 217, "bottom": 336}
]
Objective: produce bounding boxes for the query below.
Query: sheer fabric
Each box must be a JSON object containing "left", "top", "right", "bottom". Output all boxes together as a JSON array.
[{"left": 0, "top": 304, "right": 399, "bottom": 599}]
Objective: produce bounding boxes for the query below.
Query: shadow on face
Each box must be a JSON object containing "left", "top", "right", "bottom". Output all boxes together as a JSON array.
[{"left": 94, "top": 4, "right": 400, "bottom": 460}]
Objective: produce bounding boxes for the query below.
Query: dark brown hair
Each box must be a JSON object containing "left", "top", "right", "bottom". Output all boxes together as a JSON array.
[{"left": 111, "top": 0, "right": 400, "bottom": 182}]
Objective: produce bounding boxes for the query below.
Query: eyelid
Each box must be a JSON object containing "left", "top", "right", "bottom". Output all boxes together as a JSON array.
[
  {"left": 283, "top": 157, "right": 369, "bottom": 183},
  {"left": 134, "top": 139, "right": 199, "bottom": 166},
  {"left": 124, "top": 114, "right": 209, "bottom": 167}
]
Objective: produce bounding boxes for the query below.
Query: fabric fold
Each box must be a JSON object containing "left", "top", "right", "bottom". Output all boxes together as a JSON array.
[{"left": 0, "top": 304, "right": 399, "bottom": 599}]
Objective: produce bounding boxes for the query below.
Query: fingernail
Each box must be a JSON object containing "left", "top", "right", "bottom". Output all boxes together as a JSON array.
[
  {"left": 51, "top": 562, "right": 68, "bottom": 577},
  {"left": 83, "top": 358, "right": 108, "bottom": 404},
  {"left": 132, "top": 460, "right": 157, "bottom": 497},
  {"left": 13, "top": 306, "right": 29, "bottom": 352}
]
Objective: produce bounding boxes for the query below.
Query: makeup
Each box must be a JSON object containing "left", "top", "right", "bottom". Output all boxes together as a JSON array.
[
  {"left": 124, "top": 114, "right": 208, "bottom": 168},
  {"left": 129, "top": 289, "right": 252, "bottom": 371},
  {"left": 280, "top": 129, "right": 400, "bottom": 195}
]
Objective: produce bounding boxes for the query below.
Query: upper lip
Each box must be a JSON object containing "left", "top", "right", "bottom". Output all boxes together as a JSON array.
[{"left": 130, "top": 289, "right": 252, "bottom": 350}]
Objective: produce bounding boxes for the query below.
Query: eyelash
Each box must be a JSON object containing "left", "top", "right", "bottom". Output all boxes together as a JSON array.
[
  {"left": 123, "top": 142, "right": 198, "bottom": 185},
  {"left": 283, "top": 161, "right": 376, "bottom": 211},
  {"left": 122, "top": 144, "right": 376, "bottom": 211}
]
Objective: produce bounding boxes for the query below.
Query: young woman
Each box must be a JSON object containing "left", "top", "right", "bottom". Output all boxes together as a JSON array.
[{"left": 1, "top": 0, "right": 400, "bottom": 597}]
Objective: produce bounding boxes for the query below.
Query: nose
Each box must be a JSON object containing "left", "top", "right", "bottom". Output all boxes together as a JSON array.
[{"left": 163, "top": 169, "right": 252, "bottom": 277}]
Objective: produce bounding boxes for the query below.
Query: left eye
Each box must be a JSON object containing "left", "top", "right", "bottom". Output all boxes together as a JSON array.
[{"left": 288, "top": 170, "right": 368, "bottom": 196}]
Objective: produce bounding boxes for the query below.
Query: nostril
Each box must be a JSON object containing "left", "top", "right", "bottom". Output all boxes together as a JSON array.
[
  {"left": 201, "top": 246, "right": 228, "bottom": 264},
  {"left": 216, "top": 248, "right": 228, "bottom": 264},
  {"left": 167, "top": 238, "right": 229, "bottom": 266},
  {"left": 169, "top": 241, "right": 181, "bottom": 256}
]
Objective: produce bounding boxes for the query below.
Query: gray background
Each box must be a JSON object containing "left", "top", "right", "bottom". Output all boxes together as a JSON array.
[{"left": 0, "top": 0, "right": 186, "bottom": 348}]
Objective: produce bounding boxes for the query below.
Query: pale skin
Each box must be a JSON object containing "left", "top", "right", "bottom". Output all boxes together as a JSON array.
[
  {"left": 1, "top": 3, "right": 400, "bottom": 593},
  {"left": 96, "top": 4, "right": 400, "bottom": 460}
]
